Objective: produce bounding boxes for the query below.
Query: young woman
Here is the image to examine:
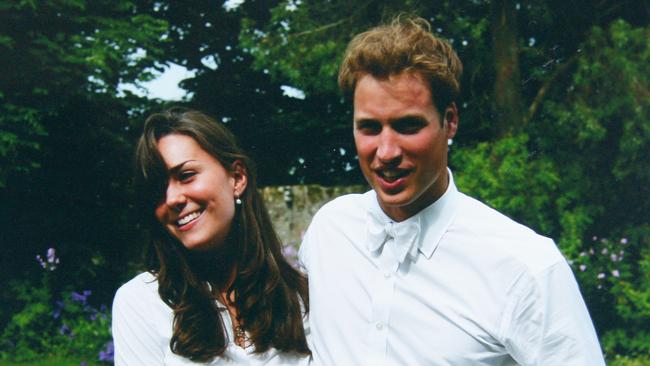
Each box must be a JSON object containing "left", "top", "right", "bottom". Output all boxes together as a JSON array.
[{"left": 112, "top": 108, "right": 310, "bottom": 365}]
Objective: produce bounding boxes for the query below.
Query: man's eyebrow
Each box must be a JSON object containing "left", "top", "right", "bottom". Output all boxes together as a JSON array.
[
  {"left": 354, "top": 115, "right": 429, "bottom": 124},
  {"left": 354, "top": 117, "right": 380, "bottom": 125},
  {"left": 168, "top": 160, "right": 195, "bottom": 175},
  {"left": 392, "top": 115, "right": 428, "bottom": 123}
]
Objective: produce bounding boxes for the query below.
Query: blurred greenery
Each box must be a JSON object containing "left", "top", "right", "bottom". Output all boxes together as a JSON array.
[
  {"left": 0, "top": 253, "right": 112, "bottom": 363},
  {"left": 1, "top": 0, "right": 648, "bottom": 363},
  {"left": 0, "top": 357, "right": 94, "bottom": 366}
]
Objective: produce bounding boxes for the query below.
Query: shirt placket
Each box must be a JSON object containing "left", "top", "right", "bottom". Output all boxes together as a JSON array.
[{"left": 367, "top": 236, "right": 398, "bottom": 365}]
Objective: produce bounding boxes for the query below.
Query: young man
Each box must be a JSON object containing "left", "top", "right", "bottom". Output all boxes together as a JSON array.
[{"left": 300, "top": 17, "right": 605, "bottom": 365}]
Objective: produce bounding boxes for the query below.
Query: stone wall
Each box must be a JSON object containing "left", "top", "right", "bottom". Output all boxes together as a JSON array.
[{"left": 260, "top": 185, "right": 367, "bottom": 251}]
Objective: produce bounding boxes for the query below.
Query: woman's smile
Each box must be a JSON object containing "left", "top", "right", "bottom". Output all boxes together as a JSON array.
[{"left": 154, "top": 134, "right": 246, "bottom": 252}]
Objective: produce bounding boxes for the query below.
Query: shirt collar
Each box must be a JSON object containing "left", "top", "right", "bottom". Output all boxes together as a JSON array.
[{"left": 367, "top": 168, "right": 460, "bottom": 259}]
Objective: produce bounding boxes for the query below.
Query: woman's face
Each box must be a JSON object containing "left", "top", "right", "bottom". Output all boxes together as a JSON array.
[{"left": 154, "top": 133, "right": 247, "bottom": 252}]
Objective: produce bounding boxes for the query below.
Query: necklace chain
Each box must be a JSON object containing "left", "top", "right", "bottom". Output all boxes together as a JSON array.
[{"left": 234, "top": 324, "right": 250, "bottom": 348}]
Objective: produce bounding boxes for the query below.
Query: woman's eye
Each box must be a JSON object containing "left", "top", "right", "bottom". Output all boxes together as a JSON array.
[{"left": 179, "top": 171, "right": 196, "bottom": 181}]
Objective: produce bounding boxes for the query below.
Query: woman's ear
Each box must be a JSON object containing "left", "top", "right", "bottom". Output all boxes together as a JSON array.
[{"left": 230, "top": 160, "right": 248, "bottom": 197}]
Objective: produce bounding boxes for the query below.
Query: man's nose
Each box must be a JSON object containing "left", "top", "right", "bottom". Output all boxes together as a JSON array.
[{"left": 376, "top": 131, "right": 402, "bottom": 164}]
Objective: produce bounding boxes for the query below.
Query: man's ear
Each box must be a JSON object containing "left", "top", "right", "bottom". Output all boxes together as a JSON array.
[
  {"left": 230, "top": 160, "right": 248, "bottom": 197},
  {"left": 443, "top": 102, "right": 459, "bottom": 139}
]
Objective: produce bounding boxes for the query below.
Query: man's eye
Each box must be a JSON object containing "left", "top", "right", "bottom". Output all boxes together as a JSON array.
[
  {"left": 394, "top": 119, "right": 426, "bottom": 134},
  {"left": 356, "top": 121, "right": 381, "bottom": 135}
]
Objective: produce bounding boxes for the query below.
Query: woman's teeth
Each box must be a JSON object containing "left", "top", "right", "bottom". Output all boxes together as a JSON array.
[{"left": 177, "top": 211, "right": 201, "bottom": 226}]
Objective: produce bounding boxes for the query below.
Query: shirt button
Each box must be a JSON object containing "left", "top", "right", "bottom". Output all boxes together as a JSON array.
[
  {"left": 384, "top": 272, "right": 391, "bottom": 279},
  {"left": 376, "top": 322, "right": 384, "bottom": 330}
]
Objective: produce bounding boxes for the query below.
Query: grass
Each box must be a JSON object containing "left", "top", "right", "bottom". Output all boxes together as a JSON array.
[
  {"left": 0, "top": 355, "right": 96, "bottom": 366},
  {"left": 609, "top": 356, "right": 650, "bottom": 366}
]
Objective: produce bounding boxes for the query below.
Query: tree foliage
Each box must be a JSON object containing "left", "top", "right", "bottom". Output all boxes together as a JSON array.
[
  {"left": 0, "top": 0, "right": 167, "bottom": 186},
  {"left": 0, "top": 0, "right": 167, "bottom": 329},
  {"left": 239, "top": 0, "right": 649, "bottom": 358},
  {"left": 0, "top": 0, "right": 648, "bottom": 361}
]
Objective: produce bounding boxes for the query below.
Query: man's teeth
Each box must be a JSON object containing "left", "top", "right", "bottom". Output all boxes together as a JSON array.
[
  {"left": 382, "top": 170, "right": 401, "bottom": 178},
  {"left": 378, "top": 169, "right": 409, "bottom": 182},
  {"left": 177, "top": 211, "right": 201, "bottom": 226}
]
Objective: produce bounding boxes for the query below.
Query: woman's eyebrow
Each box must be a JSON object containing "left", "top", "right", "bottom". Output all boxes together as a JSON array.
[{"left": 168, "top": 160, "right": 195, "bottom": 175}]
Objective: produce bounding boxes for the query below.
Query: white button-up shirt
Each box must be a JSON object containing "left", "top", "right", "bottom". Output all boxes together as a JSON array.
[
  {"left": 300, "top": 171, "right": 604, "bottom": 365},
  {"left": 112, "top": 272, "right": 311, "bottom": 365}
]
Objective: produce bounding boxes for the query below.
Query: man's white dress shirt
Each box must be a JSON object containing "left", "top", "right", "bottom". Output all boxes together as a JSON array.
[
  {"left": 112, "top": 272, "right": 311, "bottom": 365},
  {"left": 300, "top": 170, "right": 604, "bottom": 365}
]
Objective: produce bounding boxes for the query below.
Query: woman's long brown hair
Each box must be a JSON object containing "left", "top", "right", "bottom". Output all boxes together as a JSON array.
[{"left": 133, "top": 107, "right": 309, "bottom": 362}]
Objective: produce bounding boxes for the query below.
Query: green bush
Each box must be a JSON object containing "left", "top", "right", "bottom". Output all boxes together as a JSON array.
[{"left": 0, "top": 249, "right": 113, "bottom": 364}]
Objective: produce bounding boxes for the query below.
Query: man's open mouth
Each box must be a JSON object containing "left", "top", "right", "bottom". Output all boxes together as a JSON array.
[{"left": 377, "top": 169, "right": 410, "bottom": 183}]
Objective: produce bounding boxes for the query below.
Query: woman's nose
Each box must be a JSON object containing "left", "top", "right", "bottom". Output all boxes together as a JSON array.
[{"left": 165, "top": 182, "right": 186, "bottom": 212}]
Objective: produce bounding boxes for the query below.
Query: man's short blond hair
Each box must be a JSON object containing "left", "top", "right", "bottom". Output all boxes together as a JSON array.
[{"left": 338, "top": 16, "right": 463, "bottom": 114}]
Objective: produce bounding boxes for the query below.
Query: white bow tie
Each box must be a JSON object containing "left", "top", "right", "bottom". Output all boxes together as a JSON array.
[{"left": 366, "top": 210, "right": 421, "bottom": 264}]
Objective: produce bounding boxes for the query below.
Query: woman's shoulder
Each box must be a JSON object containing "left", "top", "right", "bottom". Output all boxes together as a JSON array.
[
  {"left": 113, "top": 271, "right": 162, "bottom": 311},
  {"left": 116, "top": 271, "right": 159, "bottom": 295}
]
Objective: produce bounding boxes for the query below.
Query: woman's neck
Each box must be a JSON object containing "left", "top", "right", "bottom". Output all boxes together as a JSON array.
[{"left": 187, "top": 245, "right": 237, "bottom": 291}]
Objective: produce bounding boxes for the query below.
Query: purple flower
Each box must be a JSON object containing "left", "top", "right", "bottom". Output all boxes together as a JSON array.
[
  {"left": 71, "top": 290, "right": 91, "bottom": 304},
  {"left": 35, "top": 248, "right": 59, "bottom": 271},
  {"left": 47, "top": 248, "right": 56, "bottom": 262},
  {"left": 98, "top": 340, "right": 114, "bottom": 362},
  {"left": 282, "top": 244, "right": 299, "bottom": 268},
  {"left": 52, "top": 300, "right": 65, "bottom": 319},
  {"left": 36, "top": 255, "right": 46, "bottom": 269},
  {"left": 59, "top": 323, "right": 73, "bottom": 338},
  {"left": 612, "top": 270, "right": 620, "bottom": 278},
  {"left": 597, "top": 273, "right": 606, "bottom": 280},
  {"left": 579, "top": 264, "right": 587, "bottom": 271},
  {"left": 282, "top": 245, "right": 297, "bottom": 258},
  {"left": 620, "top": 238, "right": 628, "bottom": 245}
]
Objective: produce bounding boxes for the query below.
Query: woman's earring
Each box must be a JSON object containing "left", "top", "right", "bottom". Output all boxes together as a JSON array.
[{"left": 235, "top": 197, "right": 242, "bottom": 205}]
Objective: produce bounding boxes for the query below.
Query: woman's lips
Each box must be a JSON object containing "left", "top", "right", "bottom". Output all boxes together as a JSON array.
[{"left": 176, "top": 210, "right": 203, "bottom": 232}]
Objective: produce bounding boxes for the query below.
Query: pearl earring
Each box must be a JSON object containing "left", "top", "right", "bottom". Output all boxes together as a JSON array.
[{"left": 235, "top": 197, "right": 242, "bottom": 205}]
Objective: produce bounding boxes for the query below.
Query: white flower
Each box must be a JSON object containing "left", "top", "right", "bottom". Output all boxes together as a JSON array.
[
  {"left": 281, "top": 85, "right": 306, "bottom": 100},
  {"left": 223, "top": 0, "right": 245, "bottom": 12}
]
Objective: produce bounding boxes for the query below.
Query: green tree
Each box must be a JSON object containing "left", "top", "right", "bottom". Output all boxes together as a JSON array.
[
  {"left": 237, "top": 0, "right": 649, "bottom": 359},
  {"left": 0, "top": 0, "right": 167, "bottom": 187},
  {"left": 0, "top": 0, "right": 168, "bottom": 327}
]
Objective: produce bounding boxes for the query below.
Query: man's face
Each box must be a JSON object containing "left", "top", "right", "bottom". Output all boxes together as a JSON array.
[{"left": 353, "top": 71, "right": 457, "bottom": 222}]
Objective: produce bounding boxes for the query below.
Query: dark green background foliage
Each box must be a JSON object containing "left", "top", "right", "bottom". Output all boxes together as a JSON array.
[{"left": 0, "top": 0, "right": 648, "bottom": 363}]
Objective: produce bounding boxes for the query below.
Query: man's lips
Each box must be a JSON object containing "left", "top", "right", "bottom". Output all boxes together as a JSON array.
[
  {"left": 372, "top": 167, "right": 412, "bottom": 191},
  {"left": 374, "top": 168, "right": 412, "bottom": 183}
]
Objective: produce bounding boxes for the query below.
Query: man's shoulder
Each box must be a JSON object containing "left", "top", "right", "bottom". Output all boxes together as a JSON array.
[
  {"left": 311, "top": 190, "right": 372, "bottom": 223},
  {"left": 454, "top": 193, "right": 564, "bottom": 273}
]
